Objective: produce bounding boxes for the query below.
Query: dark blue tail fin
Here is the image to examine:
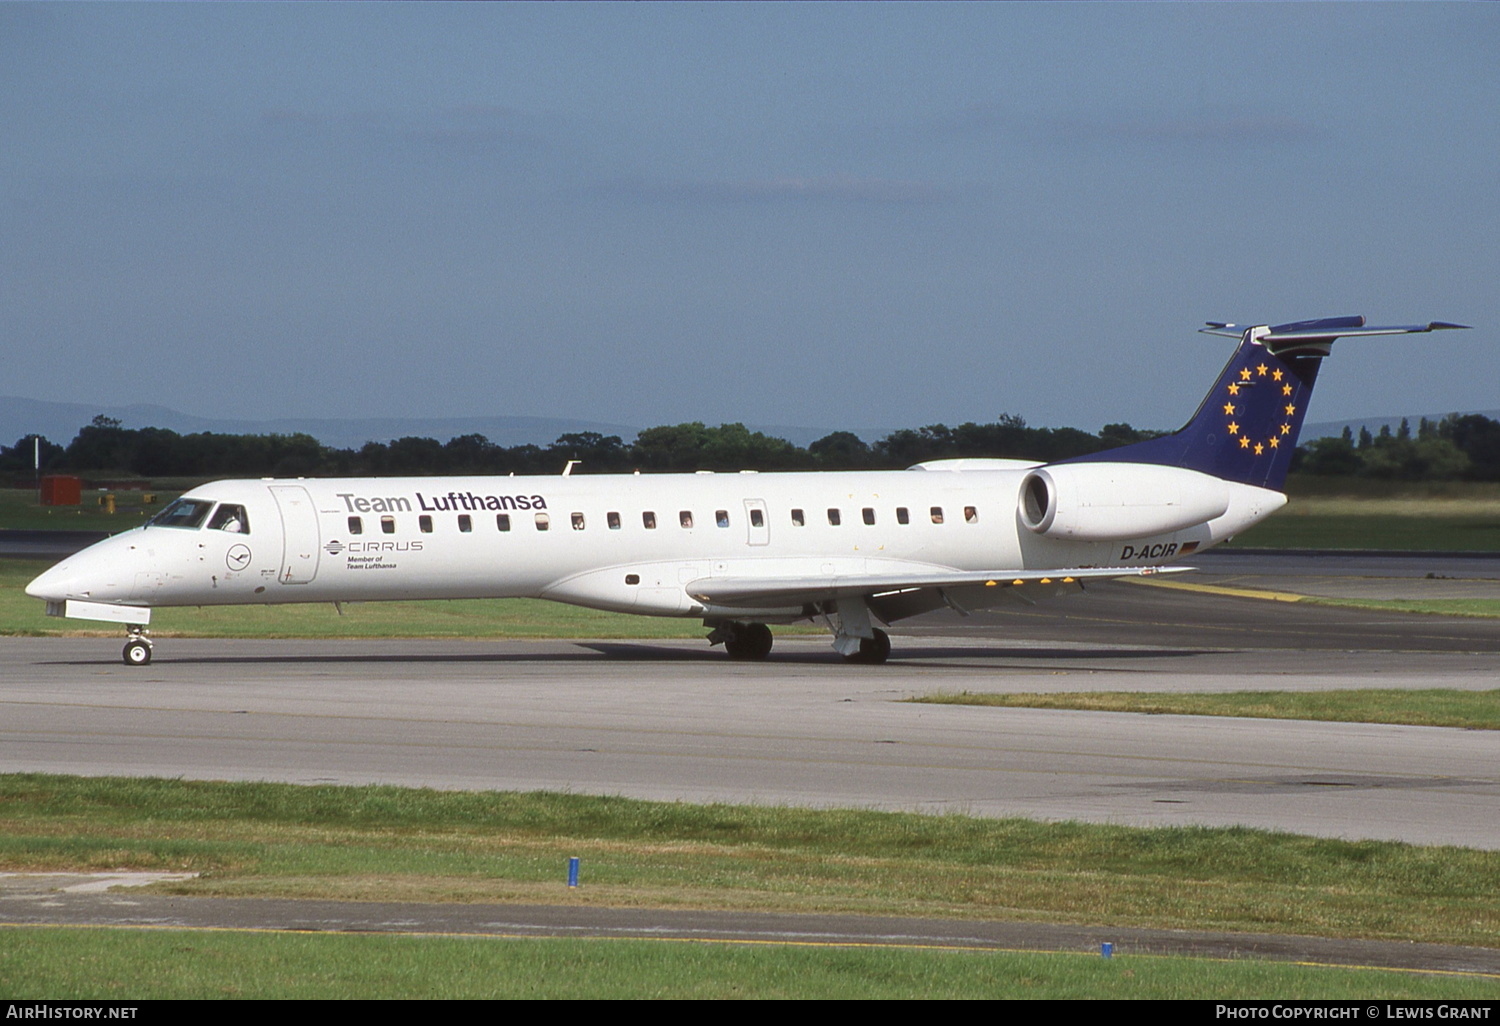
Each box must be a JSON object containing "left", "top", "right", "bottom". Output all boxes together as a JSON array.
[{"left": 1060, "top": 317, "right": 1468, "bottom": 492}]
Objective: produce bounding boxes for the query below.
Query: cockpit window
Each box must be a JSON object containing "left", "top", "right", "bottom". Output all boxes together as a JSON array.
[
  {"left": 208, "top": 504, "right": 250, "bottom": 534},
  {"left": 148, "top": 498, "right": 214, "bottom": 530}
]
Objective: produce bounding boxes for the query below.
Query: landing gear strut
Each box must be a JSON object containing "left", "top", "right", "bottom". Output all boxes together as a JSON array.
[
  {"left": 827, "top": 598, "right": 892, "bottom": 665},
  {"left": 122, "top": 626, "right": 153, "bottom": 667},
  {"left": 707, "top": 621, "right": 774, "bottom": 661}
]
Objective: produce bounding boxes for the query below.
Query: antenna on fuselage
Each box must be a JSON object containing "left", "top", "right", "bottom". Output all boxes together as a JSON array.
[{"left": 562, "top": 460, "right": 581, "bottom": 477}]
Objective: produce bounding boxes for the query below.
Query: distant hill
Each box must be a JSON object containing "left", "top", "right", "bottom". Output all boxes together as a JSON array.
[{"left": 0, "top": 396, "right": 881, "bottom": 451}]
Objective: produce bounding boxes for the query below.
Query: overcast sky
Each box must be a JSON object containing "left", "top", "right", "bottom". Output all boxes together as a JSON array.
[{"left": 4, "top": 2, "right": 1496, "bottom": 438}]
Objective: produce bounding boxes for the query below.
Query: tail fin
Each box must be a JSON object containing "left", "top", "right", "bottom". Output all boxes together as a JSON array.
[{"left": 1061, "top": 317, "right": 1469, "bottom": 491}]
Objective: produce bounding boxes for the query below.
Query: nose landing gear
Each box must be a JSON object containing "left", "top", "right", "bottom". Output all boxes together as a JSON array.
[{"left": 122, "top": 626, "right": 153, "bottom": 666}]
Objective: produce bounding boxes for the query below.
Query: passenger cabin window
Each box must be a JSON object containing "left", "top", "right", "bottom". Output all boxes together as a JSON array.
[
  {"left": 208, "top": 504, "right": 249, "bottom": 534},
  {"left": 750, "top": 509, "right": 764, "bottom": 528},
  {"left": 571, "top": 512, "right": 585, "bottom": 530},
  {"left": 381, "top": 516, "right": 396, "bottom": 534},
  {"left": 896, "top": 507, "right": 909, "bottom": 525},
  {"left": 715, "top": 510, "right": 729, "bottom": 528},
  {"left": 791, "top": 509, "right": 805, "bottom": 527},
  {"left": 348, "top": 516, "right": 363, "bottom": 535},
  {"left": 862, "top": 507, "right": 875, "bottom": 526},
  {"left": 827, "top": 508, "right": 841, "bottom": 526},
  {"left": 147, "top": 497, "right": 213, "bottom": 530},
  {"left": 679, "top": 511, "right": 694, "bottom": 529},
  {"left": 496, "top": 514, "right": 511, "bottom": 532},
  {"left": 643, "top": 511, "right": 657, "bottom": 529},
  {"left": 930, "top": 507, "right": 944, "bottom": 524},
  {"left": 964, "top": 506, "right": 978, "bottom": 524},
  {"left": 535, "top": 513, "right": 551, "bottom": 531},
  {"left": 458, "top": 514, "right": 472, "bottom": 533},
  {"left": 607, "top": 512, "right": 621, "bottom": 530},
  {"left": 419, "top": 515, "right": 433, "bottom": 533}
]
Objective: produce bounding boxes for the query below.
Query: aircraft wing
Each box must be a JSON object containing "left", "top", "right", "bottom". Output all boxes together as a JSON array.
[{"left": 684, "top": 564, "right": 1192, "bottom": 611}]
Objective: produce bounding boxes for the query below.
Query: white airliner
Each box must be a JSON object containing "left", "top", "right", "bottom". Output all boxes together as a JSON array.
[{"left": 27, "top": 316, "right": 1466, "bottom": 666}]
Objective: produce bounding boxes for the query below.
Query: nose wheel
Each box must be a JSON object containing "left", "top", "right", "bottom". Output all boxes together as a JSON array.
[{"left": 122, "top": 628, "right": 153, "bottom": 666}]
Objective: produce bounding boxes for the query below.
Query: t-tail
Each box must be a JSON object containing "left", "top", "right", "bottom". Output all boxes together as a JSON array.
[{"left": 1060, "top": 316, "right": 1469, "bottom": 492}]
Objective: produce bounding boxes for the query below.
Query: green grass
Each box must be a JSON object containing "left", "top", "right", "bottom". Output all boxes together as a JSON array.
[
  {"left": 909, "top": 689, "right": 1500, "bottom": 731},
  {"left": 0, "top": 483, "right": 186, "bottom": 531},
  {"left": 2, "top": 928, "right": 1493, "bottom": 999},
  {"left": 2, "top": 775, "right": 1497, "bottom": 949},
  {"left": 1228, "top": 478, "right": 1500, "bottom": 550},
  {"left": 1299, "top": 596, "right": 1500, "bottom": 619},
  {"left": 1283, "top": 476, "right": 1500, "bottom": 501},
  {"left": 1230, "top": 511, "right": 1500, "bottom": 551}
]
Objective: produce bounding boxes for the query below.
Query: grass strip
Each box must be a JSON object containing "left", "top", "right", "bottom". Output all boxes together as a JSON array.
[
  {"left": 1222, "top": 477, "right": 1500, "bottom": 550},
  {"left": 1, "top": 774, "right": 1497, "bottom": 949},
  {"left": 1230, "top": 515, "right": 1500, "bottom": 551},
  {"left": 2, "top": 927, "right": 1495, "bottom": 999},
  {"left": 1298, "top": 596, "right": 1500, "bottom": 619},
  {"left": 1227, "top": 507, "right": 1500, "bottom": 551},
  {"left": 908, "top": 689, "right": 1500, "bottom": 731}
]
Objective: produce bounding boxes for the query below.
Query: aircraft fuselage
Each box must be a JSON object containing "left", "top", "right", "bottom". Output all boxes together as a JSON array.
[
  {"left": 29, "top": 316, "right": 1463, "bottom": 665},
  {"left": 27, "top": 464, "right": 1280, "bottom": 623}
]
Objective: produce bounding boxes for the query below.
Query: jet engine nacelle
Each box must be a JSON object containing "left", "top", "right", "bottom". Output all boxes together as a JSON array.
[{"left": 1018, "top": 463, "right": 1231, "bottom": 542}]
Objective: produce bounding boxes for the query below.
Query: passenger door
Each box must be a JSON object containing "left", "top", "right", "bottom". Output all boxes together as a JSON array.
[{"left": 269, "top": 485, "right": 320, "bottom": 585}]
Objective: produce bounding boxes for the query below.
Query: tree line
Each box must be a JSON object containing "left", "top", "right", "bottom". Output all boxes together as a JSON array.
[
  {"left": 3, "top": 414, "right": 1158, "bottom": 479},
  {"left": 3, "top": 412, "right": 1497, "bottom": 482},
  {"left": 1296, "top": 415, "right": 1500, "bottom": 482}
]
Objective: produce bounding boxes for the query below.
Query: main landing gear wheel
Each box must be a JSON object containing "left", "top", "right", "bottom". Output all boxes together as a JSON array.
[
  {"left": 122, "top": 638, "right": 152, "bottom": 666},
  {"left": 842, "top": 627, "right": 891, "bottom": 666},
  {"left": 723, "top": 621, "right": 774, "bottom": 661}
]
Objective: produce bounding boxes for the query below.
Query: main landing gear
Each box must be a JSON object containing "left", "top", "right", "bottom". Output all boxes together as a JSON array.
[
  {"left": 122, "top": 626, "right": 153, "bottom": 667},
  {"left": 842, "top": 627, "right": 891, "bottom": 666},
  {"left": 707, "top": 621, "right": 774, "bottom": 661},
  {"left": 828, "top": 598, "right": 892, "bottom": 665}
]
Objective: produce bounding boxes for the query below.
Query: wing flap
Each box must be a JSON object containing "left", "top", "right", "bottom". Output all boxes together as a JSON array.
[{"left": 685, "top": 565, "right": 1192, "bottom": 608}]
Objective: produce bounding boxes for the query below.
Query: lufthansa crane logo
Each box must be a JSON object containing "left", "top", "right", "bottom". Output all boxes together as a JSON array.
[{"left": 226, "top": 544, "right": 252, "bottom": 571}]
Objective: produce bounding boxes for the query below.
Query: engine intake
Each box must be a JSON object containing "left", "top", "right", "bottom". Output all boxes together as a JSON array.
[{"left": 1018, "top": 463, "right": 1230, "bottom": 542}]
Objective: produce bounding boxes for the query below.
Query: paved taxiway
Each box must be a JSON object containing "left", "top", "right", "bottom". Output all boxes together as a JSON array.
[
  {"left": 5, "top": 873, "right": 1498, "bottom": 976},
  {"left": 3, "top": 560, "right": 1497, "bottom": 850}
]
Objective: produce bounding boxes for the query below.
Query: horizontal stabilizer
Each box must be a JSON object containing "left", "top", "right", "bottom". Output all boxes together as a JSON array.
[
  {"left": 1072, "top": 314, "right": 1466, "bottom": 491},
  {"left": 1264, "top": 320, "right": 1470, "bottom": 344},
  {"left": 1201, "top": 317, "right": 1470, "bottom": 343}
]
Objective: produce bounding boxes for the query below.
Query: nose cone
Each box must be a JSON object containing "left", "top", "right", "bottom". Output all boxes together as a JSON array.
[
  {"left": 26, "top": 559, "right": 86, "bottom": 602},
  {"left": 26, "top": 533, "right": 138, "bottom": 604}
]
